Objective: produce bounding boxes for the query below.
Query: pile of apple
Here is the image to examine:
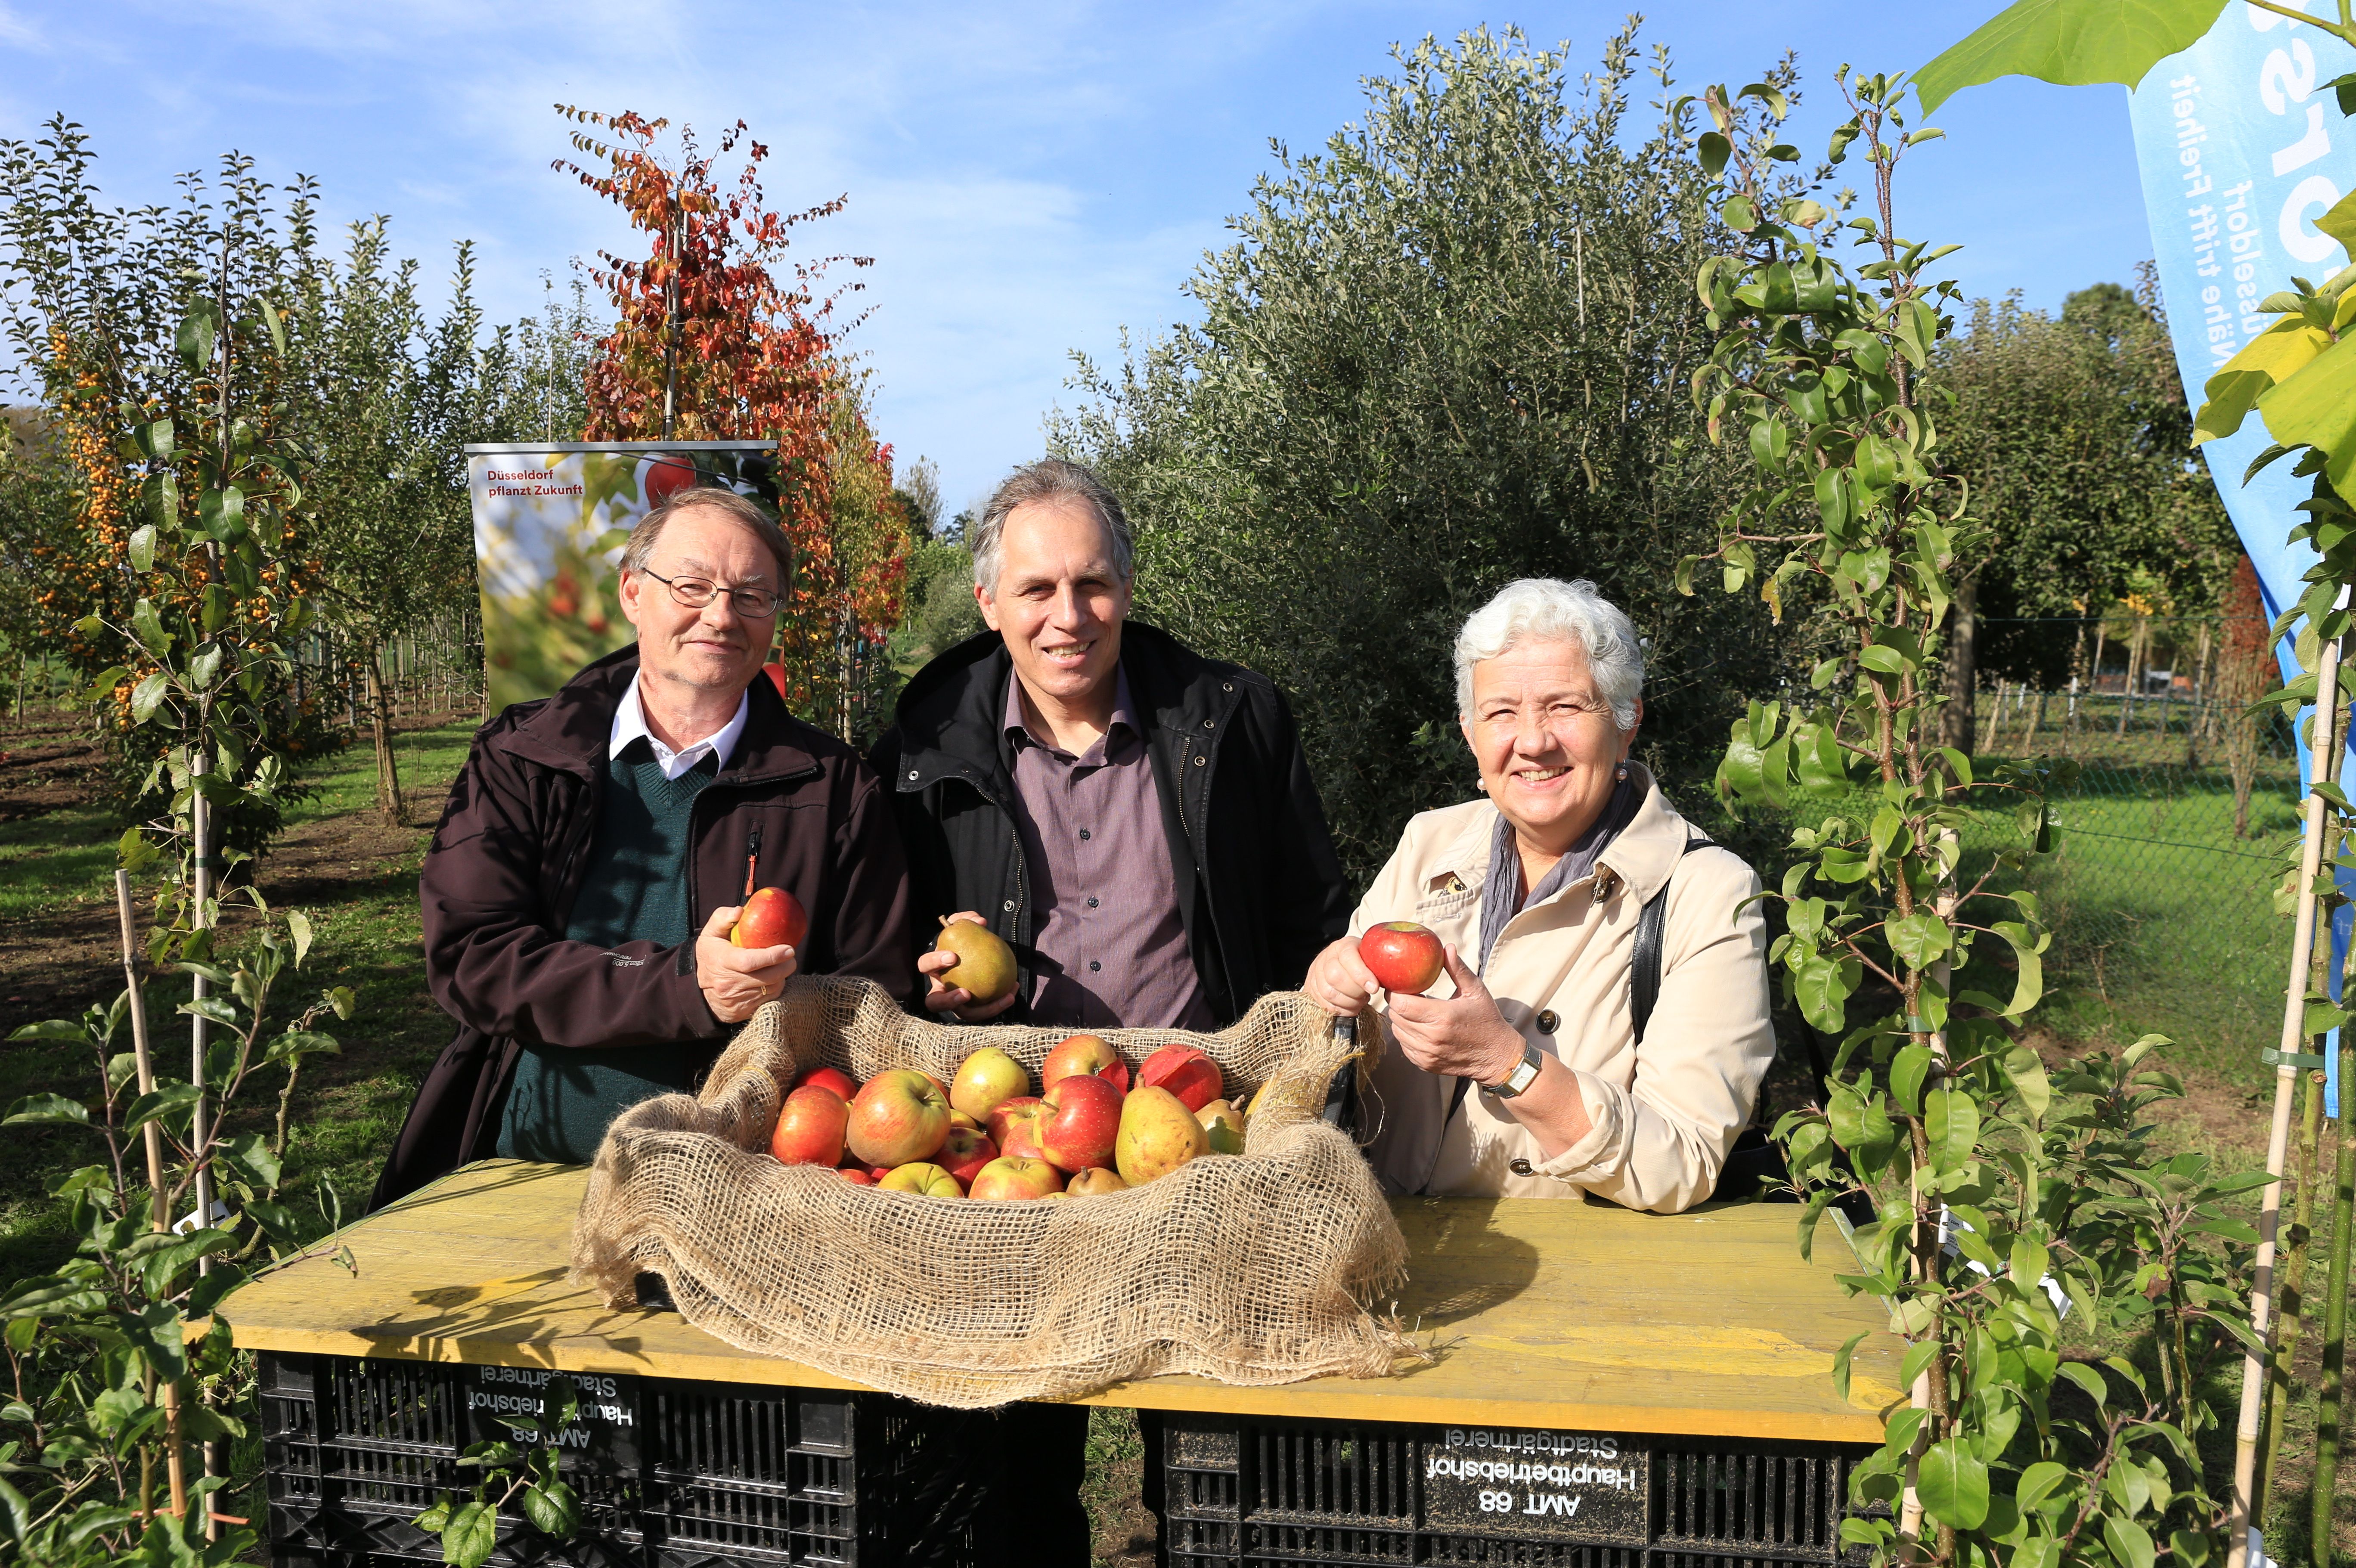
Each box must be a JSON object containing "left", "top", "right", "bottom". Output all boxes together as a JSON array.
[{"left": 768, "top": 1034, "right": 1248, "bottom": 1199}]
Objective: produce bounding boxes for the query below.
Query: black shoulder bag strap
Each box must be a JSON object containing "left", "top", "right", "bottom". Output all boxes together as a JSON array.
[{"left": 1631, "top": 837, "right": 1711, "bottom": 1045}]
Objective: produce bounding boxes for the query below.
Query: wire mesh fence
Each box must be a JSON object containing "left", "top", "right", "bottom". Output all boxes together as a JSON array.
[{"left": 1968, "top": 670, "right": 2303, "bottom": 1055}]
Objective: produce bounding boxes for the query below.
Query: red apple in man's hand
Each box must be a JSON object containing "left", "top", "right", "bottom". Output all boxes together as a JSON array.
[
  {"left": 968, "top": 1156, "right": 1063, "bottom": 1201},
  {"left": 1139, "top": 1044, "right": 1223, "bottom": 1112},
  {"left": 732, "top": 887, "right": 809, "bottom": 951},
  {"left": 846, "top": 1069, "right": 951, "bottom": 1168},
  {"left": 643, "top": 453, "right": 700, "bottom": 508},
  {"left": 770, "top": 1085, "right": 849, "bottom": 1167},
  {"left": 796, "top": 1066, "right": 858, "bottom": 1101},
  {"left": 1359, "top": 921, "right": 1445, "bottom": 994},
  {"left": 1039, "top": 1073, "right": 1124, "bottom": 1173},
  {"left": 937, "top": 1125, "right": 999, "bottom": 1188},
  {"left": 1041, "top": 1033, "right": 1131, "bottom": 1093}
]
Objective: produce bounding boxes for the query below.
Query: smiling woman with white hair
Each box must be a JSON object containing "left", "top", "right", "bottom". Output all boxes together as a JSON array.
[{"left": 1306, "top": 577, "right": 1774, "bottom": 1212}]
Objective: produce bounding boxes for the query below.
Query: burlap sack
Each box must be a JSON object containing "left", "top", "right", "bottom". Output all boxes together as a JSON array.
[{"left": 570, "top": 975, "right": 1411, "bottom": 1407}]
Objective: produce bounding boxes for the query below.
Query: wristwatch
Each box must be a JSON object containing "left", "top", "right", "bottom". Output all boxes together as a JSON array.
[{"left": 1481, "top": 1039, "right": 1547, "bottom": 1099}]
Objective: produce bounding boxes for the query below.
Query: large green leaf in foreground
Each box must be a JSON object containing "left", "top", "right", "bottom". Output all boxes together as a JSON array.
[{"left": 1914, "top": 0, "right": 2229, "bottom": 112}]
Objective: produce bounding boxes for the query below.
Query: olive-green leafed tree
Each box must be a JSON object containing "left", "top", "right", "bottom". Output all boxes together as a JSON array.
[{"left": 1053, "top": 24, "right": 1786, "bottom": 883}]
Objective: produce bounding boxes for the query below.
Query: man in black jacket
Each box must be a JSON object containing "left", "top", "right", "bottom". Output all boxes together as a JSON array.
[
  {"left": 869, "top": 459, "right": 1349, "bottom": 1565},
  {"left": 872, "top": 459, "right": 1349, "bottom": 1030}
]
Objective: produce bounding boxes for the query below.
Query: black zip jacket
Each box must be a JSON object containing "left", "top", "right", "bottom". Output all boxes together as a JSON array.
[{"left": 869, "top": 621, "right": 1349, "bottom": 1026}]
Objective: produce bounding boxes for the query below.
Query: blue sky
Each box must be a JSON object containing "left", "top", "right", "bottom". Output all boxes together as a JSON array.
[{"left": 2, "top": 1, "right": 2156, "bottom": 514}]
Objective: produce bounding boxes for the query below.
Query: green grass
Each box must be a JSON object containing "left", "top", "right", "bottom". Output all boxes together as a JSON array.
[{"left": 0, "top": 722, "right": 477, "bottom": 1279}]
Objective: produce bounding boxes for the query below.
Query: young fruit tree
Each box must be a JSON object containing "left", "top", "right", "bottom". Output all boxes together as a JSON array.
[
  {"left": 1682, "top": 70, "right": 2266, "bottom": 1568},
  {"left": 1916, "top": 3, "right": 2356, "bottom": 1556}
]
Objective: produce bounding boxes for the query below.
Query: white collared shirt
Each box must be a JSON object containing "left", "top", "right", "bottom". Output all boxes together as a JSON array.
[{"left": 610, "top": 676, "right": 750, "bottom": 780}]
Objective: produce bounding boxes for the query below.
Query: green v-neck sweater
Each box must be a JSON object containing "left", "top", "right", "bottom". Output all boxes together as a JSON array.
[{"left": 497, "top": 743, "right": 719, "bottom": 1163}]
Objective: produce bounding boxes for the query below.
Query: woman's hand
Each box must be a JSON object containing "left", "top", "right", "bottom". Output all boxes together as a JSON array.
[
  {"left": 918, "top": 911, "right": 1020, "bottom": 1021},
  {"left": 1306, "top": 935, "right": 1382, "bottom": 1016},
  {"left": 696, "top": 905, "right": 798, "bottom": 1023},
  {"left": 1384, "top": 946, "right": 1526, "bottom": 1085}
]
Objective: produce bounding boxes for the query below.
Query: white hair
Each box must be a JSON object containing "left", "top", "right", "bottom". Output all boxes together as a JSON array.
[{"left": 1454, "top": 578, "right": 1644, "bottom": 729}]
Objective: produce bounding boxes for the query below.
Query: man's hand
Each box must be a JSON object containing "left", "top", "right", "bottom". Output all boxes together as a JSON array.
[
  {"left": 918, "top": 911, "right": 1019, "bottom": 1021},
  {"left": 697, "top": 905, "right": 797, "bottom": 1024},
  {"left": 1384, "top": 945, "right": 1525, "bottom": 1085},
  {"left": 1306, "top": 934, "right": 1381, "bottom": 1017}
]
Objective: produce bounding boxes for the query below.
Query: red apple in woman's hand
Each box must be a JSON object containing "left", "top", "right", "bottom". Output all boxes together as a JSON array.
[
  {"left": 1359, "top": 921, "right": 1445, "bottom": 995},
  {"left": 732, "top": 887, "right": 808, "bottom": 951}
]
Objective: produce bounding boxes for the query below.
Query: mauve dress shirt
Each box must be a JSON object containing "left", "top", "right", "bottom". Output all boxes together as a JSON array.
[{"left": 1003, "top": 669, "right": 1215, "bottom": 1030}]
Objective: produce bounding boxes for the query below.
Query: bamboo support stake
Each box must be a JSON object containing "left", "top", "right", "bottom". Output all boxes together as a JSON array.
[
  {"left": 2228, "top": 622, "right": 2344, "bottom": 1568},
  {"left": 114, "top": 870, "right": 185, "bottom": 1522}
]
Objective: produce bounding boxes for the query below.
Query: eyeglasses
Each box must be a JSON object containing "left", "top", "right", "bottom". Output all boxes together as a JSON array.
[{"left": 638, "top": 567, "right": 782, "bottom": 619}]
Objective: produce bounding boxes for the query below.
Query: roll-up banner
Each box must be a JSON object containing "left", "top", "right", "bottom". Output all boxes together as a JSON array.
[
  {"left": 2126, "top": 2, "right": 2356, "bottom": 1114},
  {"left": 463, "top": 442, "right": 779, "bottom": 715}
]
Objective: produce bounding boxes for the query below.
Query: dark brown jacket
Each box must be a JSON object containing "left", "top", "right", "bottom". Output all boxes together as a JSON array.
[{"left": 368, "top": 647, "right": 914, "bottom": 1210}]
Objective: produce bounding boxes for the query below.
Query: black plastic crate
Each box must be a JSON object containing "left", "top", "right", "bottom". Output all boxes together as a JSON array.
[
  {"left": 257, "top": 1351, "right": 993, "bottom": 1568},
  {"left": 1159, "top": 1413, "right": 1872, "bottom": 1568}
]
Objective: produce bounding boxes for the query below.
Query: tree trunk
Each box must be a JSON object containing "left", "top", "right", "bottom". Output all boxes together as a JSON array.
[
  {"left": 2118, "top": 616, "right": 2146, "bottom": 736},
  {"left": 1941, "top": 577, "right": 1978, "bottom": 754},
  {"left": 362, "top": 641, "right": 404, "bottom": 824},
  {"left": 2224, "top": 558, "right": 2267, "bottom": 838}
]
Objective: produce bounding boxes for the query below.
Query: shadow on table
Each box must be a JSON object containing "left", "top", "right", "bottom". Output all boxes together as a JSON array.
[{"left": 1387, "top": 1198, "right": 1539, "bottom": 1329}]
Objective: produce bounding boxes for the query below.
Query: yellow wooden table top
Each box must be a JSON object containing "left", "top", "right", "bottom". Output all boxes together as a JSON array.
[{"left": 219, "top": 1159, "right": 1901, "bottom": 1442}]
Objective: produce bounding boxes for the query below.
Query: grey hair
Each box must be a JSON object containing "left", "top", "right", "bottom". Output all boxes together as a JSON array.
[
  {"left": 1454, "top": 578, "right": 1645, "bottom": 730},
  {"left": 620, "top": 486, "right": 794, "bottom": 589},
  {"left": 971, "top": 459, "right": 1136, "bottom": 590}
]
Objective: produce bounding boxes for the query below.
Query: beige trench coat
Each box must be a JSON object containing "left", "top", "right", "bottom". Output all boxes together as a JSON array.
[{"left": 1357, "top": 766, "right": 1774, "bottom": 1212}]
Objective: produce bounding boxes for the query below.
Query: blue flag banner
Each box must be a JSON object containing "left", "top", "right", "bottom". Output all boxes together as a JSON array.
[{"left": 2126, "top": 2, "right": 2356, "bottom": 1116}]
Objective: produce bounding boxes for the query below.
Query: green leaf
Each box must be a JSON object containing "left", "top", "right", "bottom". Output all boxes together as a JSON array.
[
  {"left": 1917, "top": 1436, "right": 1990, "bottom": 1528},
  {"left": 1925, "top": 1084, "right": 1981, "bottom": 1172},
  {"left": 128, "top": 525, "right": 157, "bottom": 573},
  {"left": 443, "top": 1499, "right": 498, "bottom": 1568},
  {"left": 3, "top": 1093, "right": 91, "bottom": 1128},
  {"left": 1830, "top": 1329, "right": 1869, "bottom": 1402},
  {"left": 2016, "top": 1460, "right": 2071, "bottom": 1514},
  {"left": 176, "top": 301, "right": 219, "bottom": 376},
  {"left": 1890, "top": 1044, "right": 1934, "bottom": 1114},
  {"left": 130, "top": 670, "right": 171, "bottom": 724},
  {"left": 131, "top": 598, "right": 170, "bottom": 654},
  {"left": 2105, "top": 1516, "right": 2157, "bottom": 1568},
  {"left": 1722, "top": 194, "right": 1759, "bottom": 233},
  {"left": 1913, "top": 0, "right": 2228, "bottom": 112},
  {"left": 1886, "top": 912, "right": 1953, "bottom": 970},
  {"left": 124, "top": 1081, "right": 202, "bottom": 1132},
  {"left": 2003, "top": 1045, "right": 2052, "bottom": 1121},
  {"left": 1795, "top": 953, "right": 1855, "bottom": 1034},
  {"left": 286, "top": 910, "right": 314, "bottom": 968},
  {"left": 2318, "top": 186, "right": 2356, "bottom": 261},
  {"left": 1699, "top": 132, "right": 1732, "bottom": 177},
  {"left": 2259, "top": 324, "right": 2356, "bottom": 498},
  {"left": 521, "top": 1478, "right": 580, "bottom": 1538},
  {"left": 1858, "top": 643, "right": 1906, "bottom": 675},
  {"left": 2058, "top": 1360, "right": 2109, "bottom": 1406},
  {"left": 1993, "top": 921, "right": 2045, "bottom": 1016}
]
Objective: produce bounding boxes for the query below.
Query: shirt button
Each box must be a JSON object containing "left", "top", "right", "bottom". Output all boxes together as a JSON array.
[
  {"left": 1089, "top": 961, "right": 1102, "bottom": 972},
  {"left": 907, "top": 770, "right": 919, "bottom": 781},
  {"left": 1193, "top": 756, "right": 1206, "bottom": 767},
  {"left": 1086, "top": 896, "right": 1100, "bottom": 909},
  {"left": 1509, "top": 1158, "right": 1534, "bottom": 1177},
  {"left": 1079, "top": 828, "right": 1092, "bottom": 841},
  {"left": 1203, "top": 719, "right": 1215, "bottom": 730},
  {"left": 1536, "top": 1010, "right": 1559, "bottom": 1034},
  {"left": 1002, "top": 900, "right": 1016, "bottom": 912}
]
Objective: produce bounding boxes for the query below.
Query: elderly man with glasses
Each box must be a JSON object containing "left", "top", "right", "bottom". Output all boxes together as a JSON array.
[{"left": 370, "top": 487, "right": 915, "bottom": 1209}]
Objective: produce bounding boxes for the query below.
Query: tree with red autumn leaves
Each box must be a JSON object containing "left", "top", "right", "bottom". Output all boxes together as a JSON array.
[{"left": 555, "top": 106, "right": 911, "bottom": 737}]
